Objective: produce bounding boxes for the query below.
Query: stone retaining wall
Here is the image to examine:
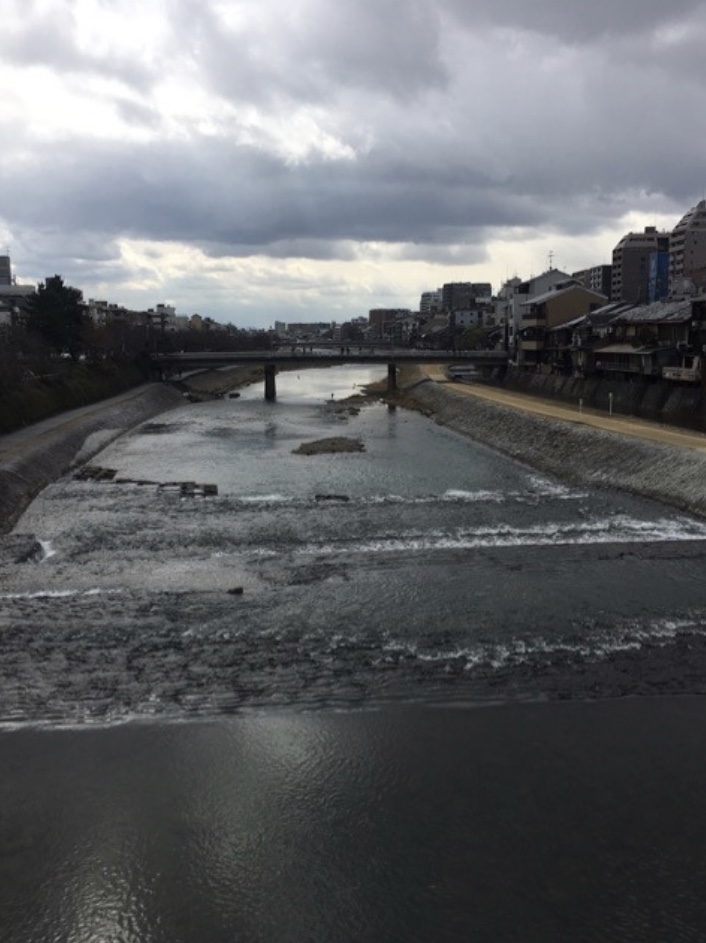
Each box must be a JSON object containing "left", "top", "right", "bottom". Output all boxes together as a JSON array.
[{"left": 481, "top": 368, "right": 706, "bottom": 432}]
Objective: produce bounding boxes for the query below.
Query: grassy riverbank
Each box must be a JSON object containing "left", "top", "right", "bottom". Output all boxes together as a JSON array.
[
  {"left": 0, "top": 361, "right": 265, "bottom": 436},
  {"left": 0, "top": 359, "right": 149, "bottom": 435}
]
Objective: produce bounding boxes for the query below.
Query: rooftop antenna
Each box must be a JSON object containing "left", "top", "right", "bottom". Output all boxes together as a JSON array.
[{"left": 548, "top": 250, "right": 554, "bottom": 270}]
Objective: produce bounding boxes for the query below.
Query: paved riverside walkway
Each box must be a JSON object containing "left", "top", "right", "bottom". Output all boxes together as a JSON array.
[{"left": 421, "top": 367, "right": 706, "bottom": 454}]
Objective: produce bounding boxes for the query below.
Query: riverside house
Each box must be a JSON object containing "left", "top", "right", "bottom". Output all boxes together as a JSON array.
[
  {"left": 593, "top": 299, "right": 694, "bottom": 381},
  {"left": 518, "top": 282, "right": 607, "bottom": 369},
  {"left": 545, "top": 303, "right": 632, "bottom": 377}
]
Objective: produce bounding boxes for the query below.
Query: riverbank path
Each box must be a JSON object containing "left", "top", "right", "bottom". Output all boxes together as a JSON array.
[{"left": 421, "top": 366, "right": 706, "bottom": 453}]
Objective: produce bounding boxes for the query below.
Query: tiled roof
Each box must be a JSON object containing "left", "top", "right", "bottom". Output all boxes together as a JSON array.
[
  {"left": 611, "top": 299, "right": 692, "bottom": 324},
  {"left": 547, "top": 303, "right": 637, "bottom": 333},
  {"left": 520, "top": 284, "right": 607, "bottom": 307},
  {"left": 546, "top": 314, "right": 586, "bottom": 332}
]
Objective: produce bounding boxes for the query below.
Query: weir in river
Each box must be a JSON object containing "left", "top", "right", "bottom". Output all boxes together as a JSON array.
[{"left": 3, "top": 363, "right": 706, "bottom": 942}]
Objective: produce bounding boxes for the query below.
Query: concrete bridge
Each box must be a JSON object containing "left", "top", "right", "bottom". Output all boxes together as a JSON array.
[{"left": 152, "top": 347, "right": 508, "bottom": 400}]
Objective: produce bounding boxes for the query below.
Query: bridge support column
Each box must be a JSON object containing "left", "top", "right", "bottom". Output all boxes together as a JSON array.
[
  {"left": 387, "top": 363, "right": 397, "bottom": 393},
  {"left": 264, "top": 363, "right": 277, "bottom": 401}
]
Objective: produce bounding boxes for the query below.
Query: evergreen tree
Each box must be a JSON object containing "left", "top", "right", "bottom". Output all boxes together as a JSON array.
[{"left": 26, "top": 275, "right": 87, "bottom": 359}]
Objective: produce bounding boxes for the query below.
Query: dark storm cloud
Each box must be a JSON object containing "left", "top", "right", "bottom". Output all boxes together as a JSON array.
[
  {"left": 1, "top": 89, "right": 701, "bottom": 274},
  {"left": 201, "top": 239, "right": 359, "bottom": 261},
  {"left": 0, "top": 134, "right": 549, "bottom": 256},
  {"left": 441, "top": 0, "right": 704, "bottom": 42},
  {"left": 169, "top": 0, "right": 447, "bottom": 107},
  {"left": 5, "top": 0, "right": 706, "bottom": 320},
  {"left": 9, "top": 228, "right": 133, "bottom": 294}
]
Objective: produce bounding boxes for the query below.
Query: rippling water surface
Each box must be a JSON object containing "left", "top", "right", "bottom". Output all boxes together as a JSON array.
[
  {"left": 3, "top": 365, "right": 706, "bottom": 941},
  {"left": 3, "top": 365, "right": 706, "bottom": 722}
]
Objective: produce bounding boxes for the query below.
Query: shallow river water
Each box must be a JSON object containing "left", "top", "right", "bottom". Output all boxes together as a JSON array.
[{"left": 3, "top": 365, "right": 706, "bottom": 941}]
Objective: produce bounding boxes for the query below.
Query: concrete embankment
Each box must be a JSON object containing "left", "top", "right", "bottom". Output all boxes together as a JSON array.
[
  {"left": 0, "top": 366, "right": 264, "bottom": 534},
  {"left": 0, "top": 384, "right": 185, "bottom": 534},
  {"left": 401, "top": 369, "right": 706, "bottom": 518}
]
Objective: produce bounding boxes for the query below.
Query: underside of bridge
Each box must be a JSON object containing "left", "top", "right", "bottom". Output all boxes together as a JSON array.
[
  {"left": 264, "top": 363, "right": 277, "bottom": 401},
  {"left": 262, "top": 361, "right": 397, "bottom": 401}
]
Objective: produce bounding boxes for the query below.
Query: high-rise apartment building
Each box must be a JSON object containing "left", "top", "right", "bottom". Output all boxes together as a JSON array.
[
  {"left": 669, "top": 199, "right": 706, "bottom": 293},
  {"left": 648, "top": 252, "right": 669, "bottom": 303},
  {"left": 0, "top": 256, "right": 12, "bottom": 286},
  {"left": 441, "top": 283, "right": 474, "bottom": 311},
  {"left": 611, "top": 227, "right": 669, "bottom": 303}
]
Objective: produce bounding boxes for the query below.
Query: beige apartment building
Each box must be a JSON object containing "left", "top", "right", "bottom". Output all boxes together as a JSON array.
[{"left": 519, "top": 283, "right": 607, "bottom": 368}]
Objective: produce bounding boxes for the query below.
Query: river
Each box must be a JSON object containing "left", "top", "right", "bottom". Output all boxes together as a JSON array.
[{"left": 3, "top": 364, "right": 706, "bottom": 941}]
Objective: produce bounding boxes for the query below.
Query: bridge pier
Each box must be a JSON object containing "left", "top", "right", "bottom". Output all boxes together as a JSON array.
[
  {"left": 387, "top": 363, "right": 397, "bottom": 393},
  {"left": 264, "top": 363, "right": 277, "bottom": 401}
]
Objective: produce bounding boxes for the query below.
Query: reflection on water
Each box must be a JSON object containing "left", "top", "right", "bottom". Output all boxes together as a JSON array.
[
  {"left": 3, "top": 701, "right": 706, "bottom": 942},
  {"left": 238, "top": 363, "right": 384, "bottom": 403}
]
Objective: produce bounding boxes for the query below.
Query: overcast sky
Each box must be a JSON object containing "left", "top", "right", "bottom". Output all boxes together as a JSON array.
[{"left": 2, "top": 0, "right": 705, "bottom": 327}]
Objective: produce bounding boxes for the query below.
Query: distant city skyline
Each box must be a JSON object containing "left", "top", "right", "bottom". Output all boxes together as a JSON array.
[{"left": 2, "top": 0, "right": 705, "bottom": 327}]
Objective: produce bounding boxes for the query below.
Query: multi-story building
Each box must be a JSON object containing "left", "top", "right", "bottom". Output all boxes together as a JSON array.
[
  {"left": 441, "top": 283, "right": 474, "bottom": 312},
  {"left": 669, "top": 199, "right": 706, "bottom": 294},
  {"left": 552, "top": 302, "right": 634, "bottom": 378},
  {"left": 495, "top": 270, "right": 573, "bottom": 361},
  {"left": 0, "top": 257, "right": 37, "bottom": 331},
  {"left": 419, "top": 290, "right": 442, "bottom": 316},
  {"left": 0, "top": 256, "right": 12, "bottom": 286},
  {"left": 594, "top": 299, "right": 693, "bottom": 380},
  {"left": 611, "top": 226, "right": 669, "bottom": 303},
  {"left": 648, "top": 252, "right": 669, "bottom": 303},
  {"left": 452, "top": 310, "right": 483, "bottom": 329},
  {"left": 470, "top": 282, "right": 492, "bottom": 300},
  {"left": 572, "top": 265, "right": 612, "bottom": 299},
  {"left": 85, "top": 299, "right": 127, "bottom": 326},
  {"left": 440, "top": 282, "right": 491, "bottom": 311},
  {"left": 368, "top": 308, "right": 411, "bottom": 338},
  {"left": 519, "top": 283, "right": 607, "bottom": 369}
]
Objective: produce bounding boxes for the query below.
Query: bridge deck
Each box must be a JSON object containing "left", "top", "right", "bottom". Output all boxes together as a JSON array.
[{"left": 153, "top": 349, "right": 507, "bottom": 368}]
